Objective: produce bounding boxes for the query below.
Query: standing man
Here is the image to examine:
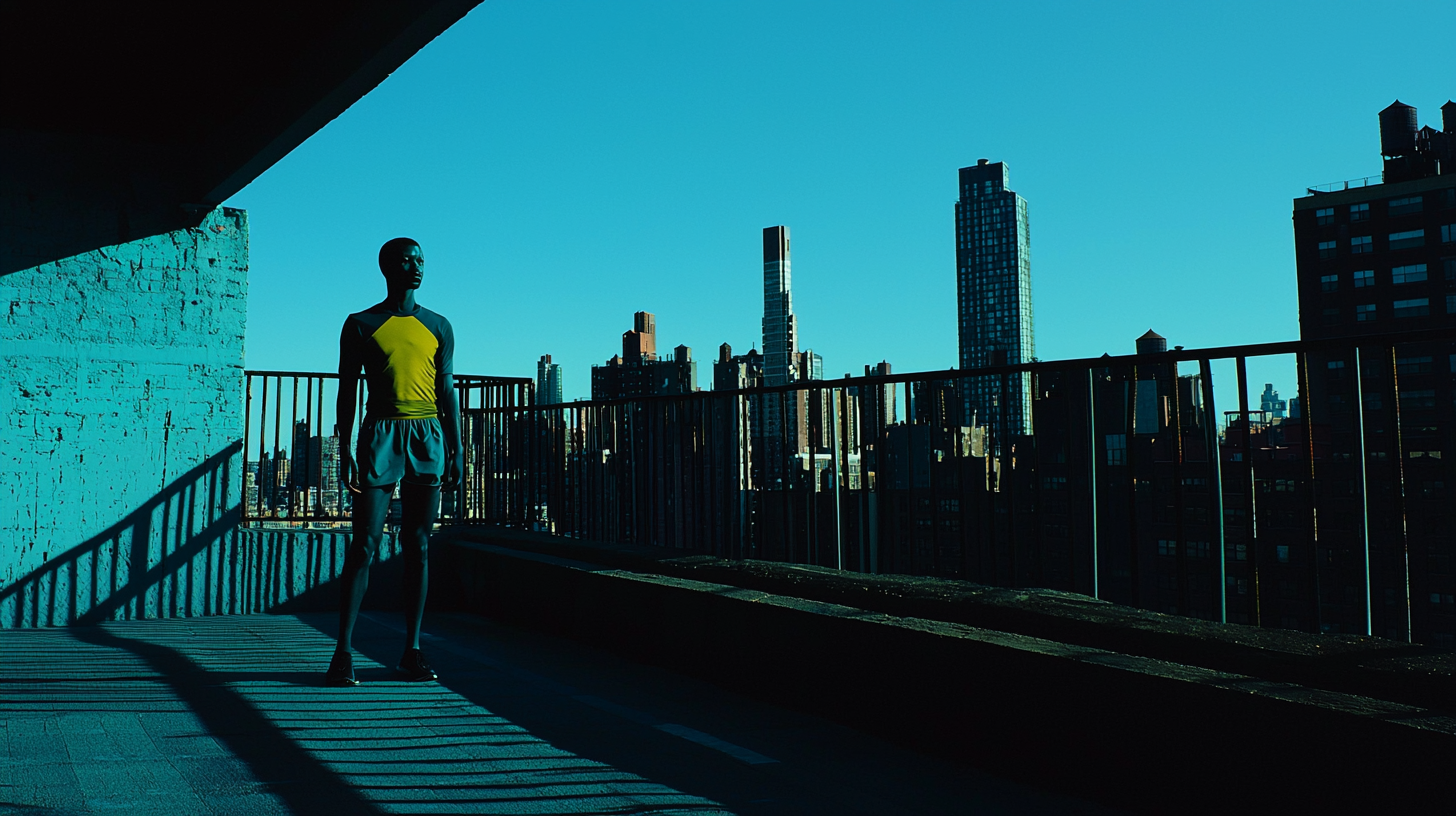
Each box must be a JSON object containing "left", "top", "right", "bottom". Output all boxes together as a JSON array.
[{"left": 325, "top": 237, "right": 460, "bottom": 687}]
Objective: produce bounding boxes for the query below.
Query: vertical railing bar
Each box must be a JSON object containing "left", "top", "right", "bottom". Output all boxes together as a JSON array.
[
  {"left": 271, "top": 376, "right": 283, "bottom": 520},
  {"left": 1353, "top": 346, "right": 1372, "bottom": 636},
  {"left": 1171, "top": 359, "right": 1188, "bottom": 616},
  {"left": 256, "top": 374, "right": 269, "bottom": 520},
  {"left": 1001, "top": 370, "right": 1016, "bottom": 586},
  {"left": 304, "top": 376, "right": 314, "bottom": 519},
  {"left": 242, "top": 374, "right": 254, "bottom": 522},
  {"left": 1028, "top": 369, "right": 1042, "bottom": 587},
  {"left": 1199, "top": 358, "right": 1226, "bottom": 624},
  {"left": 1126, "top": 363, "right": 1141, "bottom": 608},
  {"left": 1085, "top": 367, "right": 1099, "bottom": 599},
  {"left": 1295, "top": 351, "right": 1322, "bottom": 633},
  {"left": 290, "top": 376, "right": 299, "bottom": 521},
  {"left": 1236, "top": 356, "right": 1258, "bottom": 626},
  {"left": 838, "top": 384, "right": 850, "bottom": 571},
  {"left": 1388, "top": 345, "right": 1412, "bottom": 642}
]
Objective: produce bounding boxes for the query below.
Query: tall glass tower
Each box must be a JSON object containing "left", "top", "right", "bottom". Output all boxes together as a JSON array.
[
  {"left": 536, "top": 354, "right": 563, "bottom": 405},
  {"left": 955, "top": 159, "right": 1033, "bottom": 437},
  {"left": 761, "top": 225, "right": 798, "bottom": 387}
]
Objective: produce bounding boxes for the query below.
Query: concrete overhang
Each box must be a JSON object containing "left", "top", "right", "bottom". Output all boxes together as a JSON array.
[{"left": 1, "top": 1, "right": 482, "bottom": 274}]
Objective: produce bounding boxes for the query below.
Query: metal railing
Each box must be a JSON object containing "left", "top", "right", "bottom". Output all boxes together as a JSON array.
[
  {"left": 1306, "top": 175, "right": 1382, "bottom": 195},
  {"left": 471, "top": 327, "right": 1456, "bottom": 645},
  {"left": 241, "top": 370, "right": 531, "bottom": 524}
]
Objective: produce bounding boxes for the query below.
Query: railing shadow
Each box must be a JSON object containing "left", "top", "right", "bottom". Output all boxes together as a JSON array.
[
  {"left": 63, "top": 621, "right": 384, "bottom": 815},
  {"left": 0, "top": 441, "right": 372, "bottom": 628}
]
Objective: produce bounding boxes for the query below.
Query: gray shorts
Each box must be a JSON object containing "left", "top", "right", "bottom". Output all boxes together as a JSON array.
[{"left": 356, "top": 418, "right": 445, "bottom": 488}]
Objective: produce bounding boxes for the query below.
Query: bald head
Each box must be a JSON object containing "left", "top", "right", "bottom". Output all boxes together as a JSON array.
[{"left": 378, "top": 238, "right": 424, "bottom": 292}]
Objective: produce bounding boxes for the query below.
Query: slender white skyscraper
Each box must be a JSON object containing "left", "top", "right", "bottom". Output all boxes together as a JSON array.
[
  {"left": 762, "top": 225, "right": 798, "bottom": 386},
  {"left": 955, "top": 159, "right": 1034, "bottom": 437}
]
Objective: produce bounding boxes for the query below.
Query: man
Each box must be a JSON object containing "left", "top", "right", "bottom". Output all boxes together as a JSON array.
[{"left": 325, "top": 237, "right": 460, "bottom": 687}]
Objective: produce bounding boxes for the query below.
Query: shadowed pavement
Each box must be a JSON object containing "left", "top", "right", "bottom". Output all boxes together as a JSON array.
[{"left": 0, "top": 612, "right": 1121, "bottom": 814}]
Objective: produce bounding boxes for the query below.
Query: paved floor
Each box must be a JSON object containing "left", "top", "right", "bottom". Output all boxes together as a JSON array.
[{"left": 0, "top": 612, "right": 1122, "bottom": 815}]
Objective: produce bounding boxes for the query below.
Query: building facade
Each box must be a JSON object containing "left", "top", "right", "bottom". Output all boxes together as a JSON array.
[
  {"left": 591, "top": 311, "right": 697, "bottom": 401},
  {"left": 955, "top": 159, "right": 1034, "bottom": 437},
  {"left": 762, "top": 226, "right": 798, "bottom": 387},
  {"left": 1293, "top": 98, "right": 1456, "bottom": 643}
]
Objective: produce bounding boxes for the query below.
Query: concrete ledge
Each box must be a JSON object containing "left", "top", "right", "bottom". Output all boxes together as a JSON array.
[
  {"left": 440, "top": 533, "right": 1456, "bottom": 814},
  {"left": 441, "top": 526, "right": 1456, "bottom": 713}
]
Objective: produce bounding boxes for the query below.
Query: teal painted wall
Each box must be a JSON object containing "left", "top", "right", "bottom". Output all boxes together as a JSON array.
[{"left": 0, "top": 208, "right": 251, "bottom": 625}]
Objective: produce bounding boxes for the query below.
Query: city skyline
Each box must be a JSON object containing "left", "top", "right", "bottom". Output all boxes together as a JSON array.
[{"left": 228, "top": 1, "right": 1456, "bottom": 402}]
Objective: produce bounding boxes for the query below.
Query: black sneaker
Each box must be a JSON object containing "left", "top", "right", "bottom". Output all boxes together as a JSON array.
[
  {"left": 324, "top": 651, "right": 360, "bottom": 687},
  {"left": 397, "top": 648, "right": 438, "bottom": 682}
]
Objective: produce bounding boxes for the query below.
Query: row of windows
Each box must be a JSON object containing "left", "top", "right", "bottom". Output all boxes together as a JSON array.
[
  {"left": 1327, "top": 354, "right": 1456, "bottom": 375},
  {"left": 1314, "top": 190, "right": 1456, "bottom": 225},
  {"left": 1319, "top": 263, "right": 1445, "bottom": 290},
  {"left": 1322, "top": 296, "right": 1453, "bottom": 323},
  {"left": 1156, "top": 539, "right": 1212, "bottom": 558},
  {"left": 1317, "top": 229, "right": 1443, "bottom": 258}
]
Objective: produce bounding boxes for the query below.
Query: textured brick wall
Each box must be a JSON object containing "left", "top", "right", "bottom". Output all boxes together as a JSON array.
[{"left": 0, "top": 208, "right": 250, "bottom": 626}]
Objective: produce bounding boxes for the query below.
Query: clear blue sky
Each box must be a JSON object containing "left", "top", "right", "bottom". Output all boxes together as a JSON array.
[{"left": 229, "top": 0, "right": 1456, "bottom": 402}]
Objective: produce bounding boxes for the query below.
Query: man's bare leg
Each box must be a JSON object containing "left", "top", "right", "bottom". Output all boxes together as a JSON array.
[
  {"left": 399, "top": 481, "right": 439, "bottom": 653},
  {"left": 337, "top": 484, "right": 391, "bottom": 654}
]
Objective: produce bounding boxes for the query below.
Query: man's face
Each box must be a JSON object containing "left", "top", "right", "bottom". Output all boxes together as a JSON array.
[{"left": 382, "top": 243, "right": 425, "bottom": 290}]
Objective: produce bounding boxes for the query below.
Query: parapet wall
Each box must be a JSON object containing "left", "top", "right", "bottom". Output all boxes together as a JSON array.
[
  {"left": 0, "top": 209, "right": 249, "bottom": 625},
  {"left": 437, "top": 528, "right": 1456, "bottom": 815}
]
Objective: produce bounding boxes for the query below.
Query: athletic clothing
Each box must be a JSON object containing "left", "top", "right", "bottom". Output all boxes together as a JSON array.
[
  {"left": 339, "top": 304, "right": 454, "bottom": 421},
  {"left": 356, "top": 417, "right": 445, "bottom": 487},
  {"left": 340, "top": 303, "right": 455, "bottom": 487}
]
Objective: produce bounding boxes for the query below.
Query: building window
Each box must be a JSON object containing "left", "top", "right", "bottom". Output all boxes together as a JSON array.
[
  {"left": 1393, "top": 298, "right": 1429, "bottom": 318},
  {"left": 1446, "top": 259, "right": 1456, "bottom": 281},
  {"left": 1349, "top": 202, "right": 1369, "bottom": 221},
  {"left": 1448, "top": 294, "right": 1456, "bottom": 314},
  {"left": 1327, "top": 359, "right": 1346, "bottom": 372},
  {"left": 1353, "top": 269, "right": 1374, "bottom": 287},
  {"left": 1318, "top": 240, "right": 1337, "bottom": 259},
  {"left": 1443, "top": 224, "right": 1455, "bottom": 243},
  {"left": 1316, "top": 207, "right": 1334, "bottom": 225},
  {"left": 1392, "top": 263, "right": 1427, "bottom": 284},
  {"left": 1322, "top": 307, "right": 1340, "bottom": 325},
  {"left": 1105, "top": 434, "right": 1126, "bottom": 466},
  {"left": 1320, "top": 274, "right": 1338, "bottom": 292},
  {"left": 1389, "top": 230, "right": 1425, "bottom": 250},
  {"left": 1400, "top": 389, "right": 1436, "bottom": 409},
  {"left": 1351, "top": 235, "right": 1373, "bottom": 253},
  {"left": 1186, "top": 541, "right": 1211, "bottom": 558},
  {"left": 1388, "top": 196, "right": 1423, "bottom": 216},
  {"left": 1396, "top": 355, "right": 1433, "bottom": 374},
  {"left": 1356, "top": 303, "right": 1376, "bottom": 321},
  {"left": 1157, "top": 539, "right": 1176, "bottom": 557}
]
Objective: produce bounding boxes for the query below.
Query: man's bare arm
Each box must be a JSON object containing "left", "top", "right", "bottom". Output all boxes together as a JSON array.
[
  {"left": 337, "top": 376, "right": 361, "bottom": 494},
  {"left": 437, "top": 373, "right": 461, "bottom": 488}
]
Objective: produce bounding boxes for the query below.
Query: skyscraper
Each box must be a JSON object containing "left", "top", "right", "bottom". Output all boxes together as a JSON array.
[
  {"left": 955, "top": 159, "right": 1034, "bottom": 436},
  {"left": 537, "top": 354, "right": 563, "bottom": 405},
  {"left": 762, "top": 226, "right": 798, "bottom": 386}
]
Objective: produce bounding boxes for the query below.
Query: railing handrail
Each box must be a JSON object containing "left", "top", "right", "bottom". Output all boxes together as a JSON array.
[
  {"left": 1305, "top": 175, "right": 1381, "bottom": 195},
  {"left": 461, "top": 326, "right": 1456, "bottom": 413},
  {"left": 244, "top": 368, "right": 532, "bottom": 385}
]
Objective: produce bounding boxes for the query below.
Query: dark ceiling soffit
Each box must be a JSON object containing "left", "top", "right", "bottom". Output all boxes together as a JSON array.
[{"left": 200, "top": 0, "right": 482, "bottom": 205}]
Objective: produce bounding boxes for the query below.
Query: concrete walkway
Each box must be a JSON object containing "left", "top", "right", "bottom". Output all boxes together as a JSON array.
[{"left": 0, "top": 612, "right": 1121, "bottom": 815}]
